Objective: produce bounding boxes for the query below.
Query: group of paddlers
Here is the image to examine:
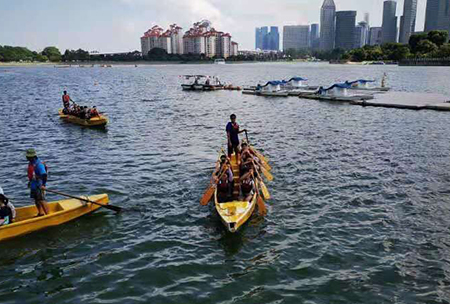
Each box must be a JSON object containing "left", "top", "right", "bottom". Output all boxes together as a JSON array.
[
  {"left": 212, "top": 114, "right": 265, "bottom": 203},
  {"left": 62, "top": 91, "right": 100, "bottom": 119}
]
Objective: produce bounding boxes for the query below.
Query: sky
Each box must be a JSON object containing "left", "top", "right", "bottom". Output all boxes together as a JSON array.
[{"left": 0, "top": 0, "right": 428, "bottom": 52}]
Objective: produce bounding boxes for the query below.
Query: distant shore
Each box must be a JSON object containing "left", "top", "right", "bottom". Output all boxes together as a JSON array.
[{"left": 0, "top": 60, "right": 313, "bottom": 67}]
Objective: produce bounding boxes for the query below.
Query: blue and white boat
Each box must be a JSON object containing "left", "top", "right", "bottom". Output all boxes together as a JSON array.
[{"left": 345, "top": 79, "right": 390, "bottom": 92}]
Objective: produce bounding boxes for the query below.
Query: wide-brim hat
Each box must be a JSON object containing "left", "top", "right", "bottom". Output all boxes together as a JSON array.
[{"left": 26, "top": 148, "right": 37, "bottom": 158}]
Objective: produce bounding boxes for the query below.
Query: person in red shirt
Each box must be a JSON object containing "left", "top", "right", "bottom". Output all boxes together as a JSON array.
[{"left": 62, "top": 91, "right": 72, "bottom": 110}]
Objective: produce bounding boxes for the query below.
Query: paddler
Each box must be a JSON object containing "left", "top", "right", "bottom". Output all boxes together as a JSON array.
[
  {"left": 0, "top": 187, "right": 16, "bottom": 225},
  {"left": 26, "top": 149, "right": 49, "bottom": 216},
  {"left": 226, "top": 114, "right": 247, "bottom": 163}
]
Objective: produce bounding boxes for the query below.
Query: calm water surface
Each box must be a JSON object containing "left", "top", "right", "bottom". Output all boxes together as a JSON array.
[{"left": 1, "top": 63, "right": 450, "bottom": 303}]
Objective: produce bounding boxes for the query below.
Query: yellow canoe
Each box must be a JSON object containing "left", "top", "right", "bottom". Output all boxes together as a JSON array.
[
  {"left": 0, "top": 194, "right": 109, "bottom": 242},
  {"left": 58, "top": 109, "right": 108, "bottom": 127},
  {"left": 214, "top": 154, "right": 257, "bottom": 233}
]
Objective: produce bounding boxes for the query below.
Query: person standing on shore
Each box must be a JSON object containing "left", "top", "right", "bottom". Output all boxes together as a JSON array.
[
  {"left": 226, "top": 114, "right": 247, "bottom": 163},
  {"left": 26, "top": 149, "right": 49, "bottom": 216}
]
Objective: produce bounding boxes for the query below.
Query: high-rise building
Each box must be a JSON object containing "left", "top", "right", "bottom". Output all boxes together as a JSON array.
[
  {"left": 382, "top": 1, "right": 398, "bottom": 43},
  {"left": 369, "top": 27, "right": 383, "bottom": 45},
  {"left": 335, "top": 11, "right": 357, "bottom": 50},
  {"left": 255, "top": 28, "right": 262, "bottom": 50},
  {"left": 364, "top": 13, "right": 370, "bottom": 25},
  {"left": 399, "top": 0, "right": 418, "bottom": 43},
  {"left": 261, "top": 26, "right": 269, "bottom": 50},
  {"left": 424, "top": 0, "right": 450, "bottom": 33},
  {"left": 268, "top": 26, "right": 280, "bottom": 51},
  {"left": 355, "top": 21, "right": 370, "bottom": 48},
  {"left": 310, "top": 24, "right": 320, "bottom": 50},
  {"left": 283, "top": 25, "right": 310, "bottom": 51},
  {"left": 320, "top": 0, "right": 336, "bottom": 50}
]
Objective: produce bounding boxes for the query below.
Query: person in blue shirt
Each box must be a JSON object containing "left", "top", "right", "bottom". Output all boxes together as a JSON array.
[
  {"left": 26, "top": 149, "right": 49, "bottom": 216},
  {"left": 226, "top": 114, "right": 247, "bottom": 164}
]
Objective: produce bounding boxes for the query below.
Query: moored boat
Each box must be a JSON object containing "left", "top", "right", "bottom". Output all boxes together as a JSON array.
[
  {"left": 298, "top": 83, "right": 375, "bottom": 101},
  {"left": 345, "top": 79, "right": 390, "bottom": 92},
  {"left": 0, "top": 194, "right": 109, "bottom": 242},
  {"left": 59, "top": 109, "right": 108, "bottom": 127}
]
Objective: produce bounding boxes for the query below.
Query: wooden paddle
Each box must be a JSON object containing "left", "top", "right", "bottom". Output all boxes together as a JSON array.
[
  {"left": 200, "top": 164, "right": 228, "bottom": 206},
  {"left": 252, "top": 172, "right": 267, "bottom": 216},
  {"left": 244, "top": 131, "right": 271, "bottom": 170},
  {"left": 250, "top": 159, "right": 271, "bottom": 200},
  {"left": 46, "top": 189, "right": 122, "bottom": 213}
]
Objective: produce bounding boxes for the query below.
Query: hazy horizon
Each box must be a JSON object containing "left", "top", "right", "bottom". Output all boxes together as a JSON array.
[{"left": 0, "top": 0, "right": 427, "bottom": 53}]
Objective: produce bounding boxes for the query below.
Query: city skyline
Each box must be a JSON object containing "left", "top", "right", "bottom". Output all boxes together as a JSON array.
[{"left": 0, "top": 0, "right": 430, "bottom": 52}]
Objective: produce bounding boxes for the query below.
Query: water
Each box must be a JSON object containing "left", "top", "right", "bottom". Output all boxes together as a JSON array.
[{"left": 1, "top": 62, "right": 450, "bottom": 304}]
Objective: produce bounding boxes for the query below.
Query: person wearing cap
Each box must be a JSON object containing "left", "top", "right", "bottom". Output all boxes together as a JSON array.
[
  {"left": 26, "top": 149, "right": 49, "bottom": 216},
  {"left": 0, "top": 187, "right": 16, "bottom": 225}
]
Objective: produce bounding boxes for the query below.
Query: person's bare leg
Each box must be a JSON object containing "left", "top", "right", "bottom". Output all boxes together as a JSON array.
[{"left": 39, "top": 200, "right": 50, "bottom": 215}]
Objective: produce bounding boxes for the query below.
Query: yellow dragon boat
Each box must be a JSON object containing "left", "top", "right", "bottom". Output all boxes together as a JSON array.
[
  {"left": 214, "top": 153, "right": 258, "bottom": 233},
  {"left": 58, "top": 109, "right": 108, "bottom": 127},
  {"left": 0, "top": 194, "right": 109, "bottom": 242}
]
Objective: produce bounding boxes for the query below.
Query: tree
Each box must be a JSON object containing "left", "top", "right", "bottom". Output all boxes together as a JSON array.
[
  {"left": 409, "top": 33, "right": 428, "bottom": 53},
  {"left": 416, "top": 40, "right": 439, "bottom": 55},
  {"left": 427, "top": 30, "right": 449, "bottom": 47},
  {"left": 42, "top": 46, "right": 61, "bottom": 62}
]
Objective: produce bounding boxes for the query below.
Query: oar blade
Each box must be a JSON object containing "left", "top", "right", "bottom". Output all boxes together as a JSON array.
[
  {"left": 261, "top": 166, "right": 274, "bottom": 181},
  {"left": 259, "top": 181, "right": 271, "bottom": 200},
  {"left": 101, "top": 203, "right": 122, "bottom": 213},
  {"left": 257, "top": 195, "right": 267, "bottom": 216},
  {"left": 200, "top": 185, "right": 215, "bottom": 205}
]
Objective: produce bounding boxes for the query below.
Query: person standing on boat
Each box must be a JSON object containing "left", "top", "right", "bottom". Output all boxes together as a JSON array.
[
  {"left": 226, "top": 114, "right": 247, "bottom": 162},
  {"left": 26, "top": 149, "right": 49, "bottom": 216},
  {"left": 62, "top": 91, "right": 73, "bottom": 114}
]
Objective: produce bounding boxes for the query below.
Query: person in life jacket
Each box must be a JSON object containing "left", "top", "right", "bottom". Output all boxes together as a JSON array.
[
  {"left": 26, "top": 149, "right": 49, "bottom": 216},
  {"left": 226, "top": 114, "right": 247, "bottom": 164},
  {"left": 0, "top": 187, "right": 16, "bottom": 226},
  {"left": 239, "top": 168, "right": 255, "bottom": 202},
  {"left": 62, "top": 91, "right": 73, "bottom": 112}
]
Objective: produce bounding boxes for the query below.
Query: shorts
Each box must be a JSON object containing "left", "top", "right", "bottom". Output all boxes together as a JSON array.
[
  {"left": 228, "top": 141, "right": 240, "bottom": 156},
  {"left": 30, "top": 187, "right": 46, "bottom": 201}
]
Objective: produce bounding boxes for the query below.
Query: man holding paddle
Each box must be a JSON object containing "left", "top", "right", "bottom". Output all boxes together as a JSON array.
[
  {"left": 26, "top": 148, "right": 50, "bottom": 216},
  {"left": 226, "top": 114, "right": 247, "bottom": 164}
]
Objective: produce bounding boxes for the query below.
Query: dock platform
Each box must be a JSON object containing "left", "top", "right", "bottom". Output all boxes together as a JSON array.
[{"left": 350, "top": 92, "right": 450, "bottom": 111}]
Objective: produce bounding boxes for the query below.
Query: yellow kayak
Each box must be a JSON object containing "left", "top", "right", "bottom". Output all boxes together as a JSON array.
[
  {"left": 214, "top": 154, "right": 257, "bottom": 233},
  {"left": 0, "top": 194, "right": 109, "bottom": 242},
  {"left": 58, "top": 109, "right": 108, "bottom": 127}
]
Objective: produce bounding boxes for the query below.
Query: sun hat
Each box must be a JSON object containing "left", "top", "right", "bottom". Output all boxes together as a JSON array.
[{"left": 26, "top": 148, "right": 37, "bottom": 158}]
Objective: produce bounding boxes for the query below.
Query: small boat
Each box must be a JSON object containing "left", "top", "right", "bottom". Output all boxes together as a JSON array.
[
  {"left": 215, "top": 153, "right": 257, "bottom": 233},
  {"left": 214, "top": 59, "right": 226, "bottom": 65},
  {"left": 345, "top": 79, "right": 390, "bottom": 92},
  {"left": 181, "top": 75, "right": 207, "bottom": 91},
  {"left": 59, "top": 109, "right": 108, "bottom": 127},
  {"left": 0, "top": 194, "right": 109, "bottom": 242},
  {"left": 298, "top": 83, "right": 374, "bottom": 101}
]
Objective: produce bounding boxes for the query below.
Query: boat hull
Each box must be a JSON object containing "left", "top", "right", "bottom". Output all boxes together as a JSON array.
[
  {"left": 59, "top": 109, "right": 108, "bottom": 127},
  {"left": 214, "top": 154, "right": 257, "bottom": 233},
  {"left": 0, "top": 194, "right": 109, "bottom": 242}
]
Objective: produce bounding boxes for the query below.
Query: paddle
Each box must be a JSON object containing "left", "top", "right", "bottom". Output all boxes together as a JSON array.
[
  {"left": 245, "top": 132, "right": 273, "bottom": 182},
  {"left": 250, "top": 159, "right": 271, "bottom": 200},
  {"left": 200, "top": 164, "right": 229, "bottom": 206},
  {"left": 46, "top": 189, "right": 122, "bottom": 213},
  {"left": 252, "top": 172, "right": 267, "bottom": 216},
  {"left": 244, "top": 131, "right": 272, "bottom": 171}
]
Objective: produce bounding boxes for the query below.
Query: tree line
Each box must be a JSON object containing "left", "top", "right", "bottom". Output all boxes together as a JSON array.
[{"left": 285, "top": 30, "right": 450, "bottom": 62}]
